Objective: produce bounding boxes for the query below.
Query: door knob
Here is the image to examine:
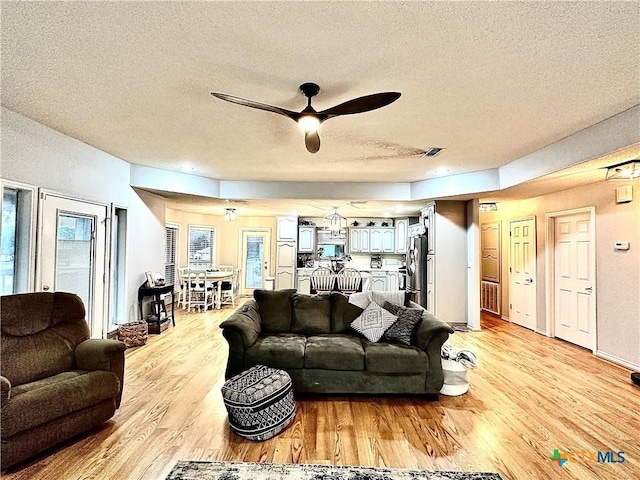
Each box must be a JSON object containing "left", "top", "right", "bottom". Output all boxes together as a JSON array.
[
  {"left": 43, "top": 285, "right": 50, "bottom": 291},
  {"left": 525, "top": 278, "right": 533, "bottom": 283}
]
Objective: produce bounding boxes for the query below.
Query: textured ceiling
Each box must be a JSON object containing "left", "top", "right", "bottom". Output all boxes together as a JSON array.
[{"left": 2, "top": 2, "right": 639, "bottom": 215}]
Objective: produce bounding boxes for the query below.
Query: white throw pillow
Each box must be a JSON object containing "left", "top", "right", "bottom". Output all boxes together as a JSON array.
[
  {"left": 371, "top": 291, "right": 406, "bottom": 308},
  {"left": 348, "top": 291, "right": 372, "bottom": 309},
  {"left": 350, "top": 301, "right": 398, "bottom": 342}
]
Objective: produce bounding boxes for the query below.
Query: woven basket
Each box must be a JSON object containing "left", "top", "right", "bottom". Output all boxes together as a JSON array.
[{"left": 117, "top": 321, "right": 148, "bottom": 348}]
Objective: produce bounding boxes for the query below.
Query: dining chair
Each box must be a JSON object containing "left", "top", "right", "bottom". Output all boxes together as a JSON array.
[
  {"left": 220, "top": 268, "right": 240, "bottom": 308},
  {"left": 188, "top": 272, "right": 215, "bottom": 312},
  {"left": 177, "top": 267, "right": 190, "bottom": 310},
  {"left": 336, "top": 268, "right": 362, "bottom": 294},
  {"left": 311, "top": 267, "right": 336, "bottom": 294}
]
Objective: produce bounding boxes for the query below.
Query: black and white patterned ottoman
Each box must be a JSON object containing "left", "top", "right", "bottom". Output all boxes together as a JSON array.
[{"left": 221, "top": 365, "right": 296, "bottom": 441}]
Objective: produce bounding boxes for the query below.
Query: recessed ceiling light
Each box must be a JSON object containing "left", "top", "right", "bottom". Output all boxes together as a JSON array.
[
  {"left": 181, "top": 165, "right": 195, "bottom": 173},
  {"left": 433, "top": 167, "right": 450, "bottom": 175}
]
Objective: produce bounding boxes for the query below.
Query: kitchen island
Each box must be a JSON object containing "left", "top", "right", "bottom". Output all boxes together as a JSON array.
[{"left": 296, "top": 267, "right": 401, "bottom": 294}]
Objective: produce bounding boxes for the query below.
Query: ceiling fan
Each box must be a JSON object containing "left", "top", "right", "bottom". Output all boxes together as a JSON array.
[{"left": 211, "top": 83, "right": 401, "bottom": 153}]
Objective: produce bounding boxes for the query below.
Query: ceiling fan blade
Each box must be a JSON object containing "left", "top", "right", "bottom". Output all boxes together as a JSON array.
[
  {"left": 211, "top": 92, "right": 297, "bottom": 120},
  {"left": 305, "top": 130, "right": 321, "bottom": 153},
  {"left": 320, "top": 92, "right": 401, "bottom": 118}
]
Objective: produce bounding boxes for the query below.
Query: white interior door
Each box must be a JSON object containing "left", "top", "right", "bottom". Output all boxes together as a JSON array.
[
  {"left": 239, "top": 229, "right": 271, "bottom": 295},
  {"left": 553, "top": 211, "right": 596, "bottom": 350},
  {"left": 509, "top": 218, "right": 537, "bottom": 330},
  {"left": 39, "top": 193, "right": 108, "bottom": 338}
]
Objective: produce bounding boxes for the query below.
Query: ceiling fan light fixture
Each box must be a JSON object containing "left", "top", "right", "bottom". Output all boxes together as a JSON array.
[{"left": 298, "top": 115, "right": 320, "bottom": 132}]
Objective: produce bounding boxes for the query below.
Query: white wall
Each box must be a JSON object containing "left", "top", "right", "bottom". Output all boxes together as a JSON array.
[
  {"left": 1, "top": 107, "right": 166, "bottom": 323},
  {"left": 481, "top": 179, "right": 640, "bottom": 368}
]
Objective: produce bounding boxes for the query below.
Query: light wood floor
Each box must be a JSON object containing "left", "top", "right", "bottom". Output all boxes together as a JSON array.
[{"left": 3, "top": 301, "right": 639, "bottom": 480}]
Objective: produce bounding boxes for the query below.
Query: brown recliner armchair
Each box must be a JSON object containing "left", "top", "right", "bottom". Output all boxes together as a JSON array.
[{"left": 1, "top": 292, "right": 126, "bottom": 470}]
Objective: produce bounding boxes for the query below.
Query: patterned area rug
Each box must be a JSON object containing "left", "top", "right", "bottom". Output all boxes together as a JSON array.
[{"left": 166, "top": 461, "right": 503, "bottom": 480}]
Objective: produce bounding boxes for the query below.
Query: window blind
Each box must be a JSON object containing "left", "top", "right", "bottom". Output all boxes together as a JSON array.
[
  {"left": 165, "top": 226, "right": 178, "bottom": 285},
  {"left": 188, "top": 226, "right": 215, "bottom": 270}
]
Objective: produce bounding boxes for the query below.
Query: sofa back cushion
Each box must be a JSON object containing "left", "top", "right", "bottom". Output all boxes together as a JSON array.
[
  {"left": 1, "top": 292, "right": 90, "bottom": 386},
  {"left": 253, "top": 289, "right": 296, "bottom": 333},
  {"left": 291, "top": 294, "right": 331, "bottom": 334},
  {"left": 330, "top": 292, "right": 364, "bottom": 333}
]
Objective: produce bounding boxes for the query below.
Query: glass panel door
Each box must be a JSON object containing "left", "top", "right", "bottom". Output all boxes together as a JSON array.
[
  {"left": 40, "top": 194, "right": 107, "bottom": 338},
  {"left": 240, "top": 229, "right": 271, "bottom": 295},
  {"left": 55, "top": 214, "right": 94, "bottom": 311}
]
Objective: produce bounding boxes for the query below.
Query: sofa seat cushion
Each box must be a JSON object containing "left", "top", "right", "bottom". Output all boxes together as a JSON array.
[
  {"left": 245, "top": 334, "right": 306, "bottom": 370},
  {"left": 1, "top": 370, "right": 120, "bottom": 438},
  {"left": 364, "top": 342, "right": 428, "bottom": 374},
  {"left": 305, "top": 335, "right": 365, "bottom": 371}
]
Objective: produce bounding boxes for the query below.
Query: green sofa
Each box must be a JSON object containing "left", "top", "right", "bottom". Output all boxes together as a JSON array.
[
  {"left": 1, "top": 292, "right": 126, "bottom": 470},
  {"left": 220, "top": 290, "right": 454, "bottom": 396}
]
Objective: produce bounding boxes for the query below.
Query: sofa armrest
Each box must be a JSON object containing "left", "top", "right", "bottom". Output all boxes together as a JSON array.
[
  {"left": 414, "top": 312, "right": 454, "bottom": 393},
  {"left": 1, "top": 375, "right": 11, "bottom": 406},
  {"left": 414, "top": 311, "right": 455, "bottom": 351},
  {"left": 75, "top": 339, "right": 126, "bottom": 408},
  {"left": 219, "top": 300, "right": 262, "bottom": 378},
  {"left": 219, "top": 300, "right": 262, "bottom": 349}
]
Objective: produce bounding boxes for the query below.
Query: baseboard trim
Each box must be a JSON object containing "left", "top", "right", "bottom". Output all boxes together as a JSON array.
[
  {"left": 596, "top": 350, "right": 640, "bottom": 371},
  {"left": 501, "top": 315, "right": 510, "bottom": 322}
]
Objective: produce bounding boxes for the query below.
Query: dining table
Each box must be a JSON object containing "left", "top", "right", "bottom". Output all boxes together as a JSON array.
[{"left": 180, "top": 270, "right": 234, "bottom": 310}]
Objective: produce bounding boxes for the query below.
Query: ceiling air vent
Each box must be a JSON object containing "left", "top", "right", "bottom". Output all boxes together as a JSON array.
[{"left": 422, "top": 147, "right": 444, "bottom": 158}]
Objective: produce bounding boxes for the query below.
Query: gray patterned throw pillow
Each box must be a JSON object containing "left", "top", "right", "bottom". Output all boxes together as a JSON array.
[
  {"left": 350, "top": 301, "right": 398, "bottom": 342},
  {"left": 382, "top": 301, "right": 424, "bottom": 346}
]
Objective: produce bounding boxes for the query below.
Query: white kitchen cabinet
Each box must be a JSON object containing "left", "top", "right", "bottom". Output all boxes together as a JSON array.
[
  {"left": 387, "top": 270, "right": 400, "bottom": 291},
  {"left": 421, "top": 203, "right": 436, "bottom": 255},
  {"left": 277, "top": 216, "right": 297, "bottom": 242},
  {"left": 349, "top": 227, "right": 370, "bottom": 253},
  {"left": 297, "top": 269, "right": 311, "bottom": 294},
  {"left": 371, "top": 271, "right": 387, "bottom": 291},
  {"left": 426, "top": 254, "right": 435, "bottom": 314},
  {"left": 361, "top": 229, "right": 370, "bottom": 252},
  {"left": 408, "top": 223, "right": 423, "bottom": 238},
  {"left": 298, "top": 226, "right": 315, "bottom": 253},
  {"left": 275, "top": 242, "right": 296, "bottom": 290},
  {"left": 276, "top": 270, "right": 295, "bottom": 290},
  {"left": 395, "top": 218, "right": 409, "bottom": 253},
  {"left": 369, "top": 227, "right": 394, "bottom": 253},
  {"left": 381, "top": 228, "right": 395, "bottom": 252},
  {"left": 370, "top": 228, "right": 382, "bottom": 252},
  {"left": 348, "top": 228, "right": 360, "bottom": 252}
]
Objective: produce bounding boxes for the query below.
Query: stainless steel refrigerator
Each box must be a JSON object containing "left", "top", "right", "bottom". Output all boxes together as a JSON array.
[{"left": 407, "top": 235, "right": 428, "bottom": 308}]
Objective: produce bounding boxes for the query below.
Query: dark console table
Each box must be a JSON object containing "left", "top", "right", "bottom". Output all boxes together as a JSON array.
[{"left": 138, "top": 283, "right": 175, "bottom": 328}]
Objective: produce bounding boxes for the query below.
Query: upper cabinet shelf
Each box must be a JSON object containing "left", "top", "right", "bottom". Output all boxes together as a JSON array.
[{"left": 349, "top": 227, "right": 394, "bottom": 253}]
